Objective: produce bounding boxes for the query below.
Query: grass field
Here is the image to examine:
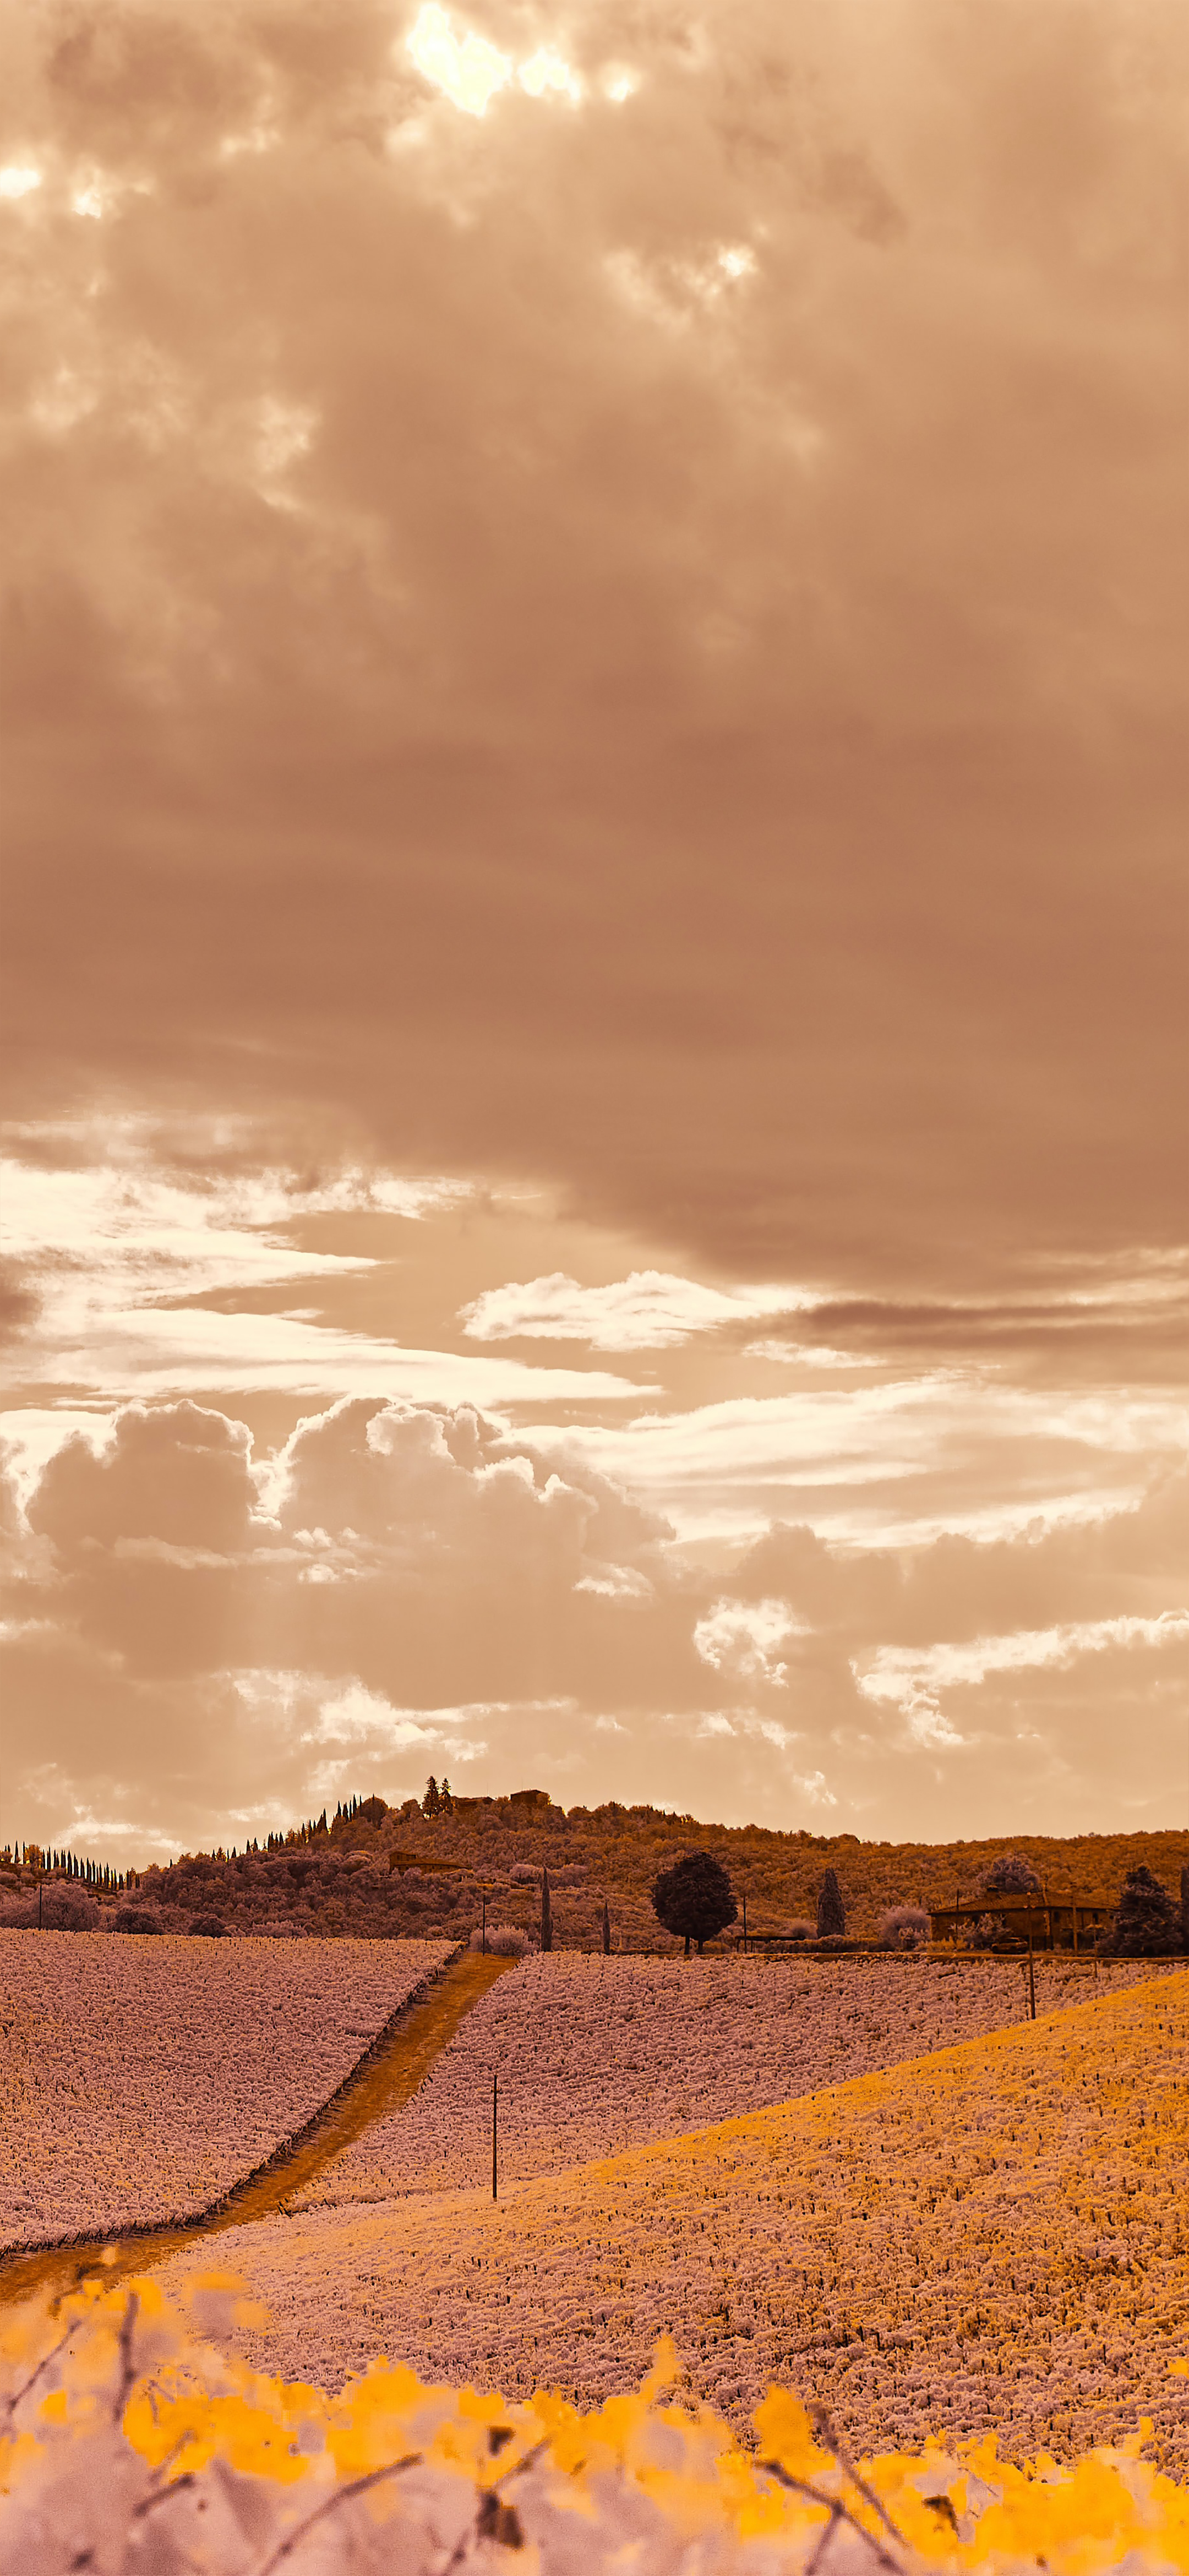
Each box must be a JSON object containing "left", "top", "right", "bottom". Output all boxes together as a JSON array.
[
  {"left": 156, "top": 1970, "right": 1189, "bottom": 2471},
  {"left": 289, "top": 1951, "right": 1171, "bottom": 2208},
  {"left": 0, "top": 1933, "right": 452, "bottom": 2249}
]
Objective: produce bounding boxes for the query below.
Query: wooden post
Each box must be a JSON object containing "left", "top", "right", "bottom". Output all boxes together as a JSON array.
[
  {"left": 1028, "top": 1935, "right": 1036, "bottom": 2021},
  {"left": 1072, "top": 1896, "right": 1079, "bottom": 1957},
  {"left": 482, "top": 1893, "right": 487, "bottom": 1955},
  {"left": 742, "top": 1893, "right": 748, "bottom": 1955},
  {"left": 492, "top": 2071, "right": 498, "bottom": 2201}
]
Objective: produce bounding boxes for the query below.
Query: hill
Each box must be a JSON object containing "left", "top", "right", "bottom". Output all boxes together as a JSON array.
[
  {"left": 157, "top": 1970, "right": 1189, "bottom": 2470},
  {"left": 116, "top": 1795, "right": 1187, "bottom": 1947}
]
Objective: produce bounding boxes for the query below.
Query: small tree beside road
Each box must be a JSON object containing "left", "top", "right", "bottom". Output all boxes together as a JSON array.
[{"left": 652, "top": 1851, "right": 737, "bottom": 1956}]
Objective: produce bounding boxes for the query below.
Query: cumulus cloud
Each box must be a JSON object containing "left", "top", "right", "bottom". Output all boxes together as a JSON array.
[
  {"left": 3, "top": 1393, "right": 1187, "bottom": 1853},
  {"left": 692, "top": 1597, "right": 803, "bottom": 1687}
]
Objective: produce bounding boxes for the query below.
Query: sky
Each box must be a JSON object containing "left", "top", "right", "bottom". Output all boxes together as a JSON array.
[{"left": 1, "top": 0, "right": 1186, "bottom": 1863}]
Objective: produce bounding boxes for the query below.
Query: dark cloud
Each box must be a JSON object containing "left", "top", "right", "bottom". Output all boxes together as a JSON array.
[{"left": 2, "top": 0, "right": 1185, "bottom": 1289}]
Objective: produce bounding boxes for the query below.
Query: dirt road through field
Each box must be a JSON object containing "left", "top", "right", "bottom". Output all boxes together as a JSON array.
[{"left": 0, "top": 1945, "right": 516, "bottom": 2312}]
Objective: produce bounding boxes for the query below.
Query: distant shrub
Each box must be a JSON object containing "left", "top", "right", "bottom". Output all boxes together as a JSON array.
[
  {"left": 469, "top": 1924, "right": 530, "bottom": 1957},
  {"left": 1101, "top": 1865, "right": 1182, "bottom": 1957},
  {"left": 786, "top": 1918, "right": 815, "bottom": 1941},
  {"left": 966, "top": 1912, "right": 1006, "bottom": 1950},
  {"left": 189, "top": 1915, "right": 227, "bottom": 1938},
  {"left": 880, "top": 1903, "right": 929, "bottom": 1950},
  {"left": 0, "top": 1889, "right": 101, "bottom": 1931},
  {"left": 816, "top": 1869, "right": 846, "bottom": 1938},
  {"left": 652, "top": 1851, "right": 737, "bottom": 1956},
  {"left": 114, "top": 1908, "right": 165, "bottom": 1935},
  {"left": 976, "top": 1852, "right": 1042, "bottom": 1896},
  {"left": 509, "top": 1863, "right": 541, "bottom": 1884}
]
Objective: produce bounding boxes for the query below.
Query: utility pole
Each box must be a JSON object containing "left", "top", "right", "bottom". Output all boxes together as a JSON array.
[{"left": 492, "top": 2071, "right": 498, "bottom": 2201}]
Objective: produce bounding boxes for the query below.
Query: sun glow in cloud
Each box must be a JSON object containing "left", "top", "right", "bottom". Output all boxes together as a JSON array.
[
  {"left": 693, "top": 1597, "right": 803, "bottom": 1688},
  {"left": 518, "top": 47, "right": 582, "bottom": 103},
  {"left": 0, "top": 166, "right": 42, "bottom": 200},
  {"left": 405, "top": 7, "right": 581, "bottom": 116}
]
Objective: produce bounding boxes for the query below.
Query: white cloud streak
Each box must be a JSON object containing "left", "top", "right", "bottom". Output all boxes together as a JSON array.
[{"left": 459, "top": 1270, "right": 811, "bottom": 1350}]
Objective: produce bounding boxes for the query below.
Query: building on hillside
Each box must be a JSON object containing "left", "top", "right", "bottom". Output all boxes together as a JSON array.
[{"left": 928, "top": 1891, "right": 1114, "bottom": 1950}]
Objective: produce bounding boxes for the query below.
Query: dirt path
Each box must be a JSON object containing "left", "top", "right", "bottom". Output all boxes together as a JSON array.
[{"left": 0, "top": 1946, "right": 515, "bottom": 2313}]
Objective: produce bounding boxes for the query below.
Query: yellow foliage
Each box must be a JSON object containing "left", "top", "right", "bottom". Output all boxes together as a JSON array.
[{"left": 4, "top": 2272, "right": 1189, "bottom": 2574}]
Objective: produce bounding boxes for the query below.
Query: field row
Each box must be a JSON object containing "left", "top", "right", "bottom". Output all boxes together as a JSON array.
[
  {"left": 293, "top": 1950, "right": 1171, "bottom": 2204},
  {"left": 0, "top": 1934, "right": 452, "bottom": 2250},
  {"left": 161, "top": 1973, "right": 1189, "bottom": 2473}
]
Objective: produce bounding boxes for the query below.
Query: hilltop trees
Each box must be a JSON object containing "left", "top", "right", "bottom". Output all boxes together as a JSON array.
[
  {"left": 977, "top": 1852, "right": 1043, "bottom": 1896},
  {"left": 652, "top": 1851, "right": 737, "bottom": 1956}
]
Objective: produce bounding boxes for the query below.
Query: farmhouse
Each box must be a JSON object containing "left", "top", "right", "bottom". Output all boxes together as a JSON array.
[{"left": 928, "top": 1890, "right": 1112, "bottom": 1949}]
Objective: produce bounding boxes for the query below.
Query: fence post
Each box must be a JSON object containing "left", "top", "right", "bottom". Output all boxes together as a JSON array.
[
  {"left": 1028, "top": 1935, "right": 1036, "bottom": 2021},
  {"left": 492, "top": 2070, "right": 498, "bottom": 2201}
]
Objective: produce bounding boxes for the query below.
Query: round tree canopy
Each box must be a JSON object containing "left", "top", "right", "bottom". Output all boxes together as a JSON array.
[{"left": 652, "top": 1851, "right": 738, "bottom": 1953}]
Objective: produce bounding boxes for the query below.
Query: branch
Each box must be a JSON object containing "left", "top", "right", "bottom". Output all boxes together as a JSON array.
[{"left": 253, "top": 2451, "right": 423, "bottom": 2575}]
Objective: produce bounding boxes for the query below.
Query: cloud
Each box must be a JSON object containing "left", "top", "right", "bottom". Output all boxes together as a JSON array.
[
  {"left": 1, "top": 0, "right": 1185, "bottom": 1852},
  {"left": 531, "top": 1380, "right": 1188, "bottom": 1547},
  {"left": 460, "top": 1270, "right": 809, "bottom": 1349},
  {"left": 855, "top": 1610, "right": 1189, "bottom": 1704},
  {"left": 1, "top": 1145, "right": 644, "bottom": 1406},
  {"left": 692, "top": 1596, "right": 802, "bottom": 1687},
  {"left": 2, "top": 0, "right": 1183, "bottom": 1304}
]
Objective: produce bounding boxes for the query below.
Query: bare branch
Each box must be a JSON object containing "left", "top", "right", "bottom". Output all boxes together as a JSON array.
[{"left": 253, "top": 2451, "right": 422, "bottom": 2575}]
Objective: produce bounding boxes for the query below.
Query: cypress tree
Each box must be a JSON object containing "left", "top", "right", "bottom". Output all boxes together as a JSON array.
[
  {"left": 1103, "top": 1866, "right": 1181, "bottom": 1956},
  {"left": 816, "top": 1868, "right": 847, "bottom": 1938}
]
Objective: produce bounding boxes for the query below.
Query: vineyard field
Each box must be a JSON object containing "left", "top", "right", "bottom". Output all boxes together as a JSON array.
[
  {"left": 157, "top": 1971, "right": 1189, "bottom": 2471},
  {"left": 0, "top": 1933, "right": 452, "bottom": 2249},
  {"left": 291, "top": 1950, "right": 1171, "bottom": 2207}
]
